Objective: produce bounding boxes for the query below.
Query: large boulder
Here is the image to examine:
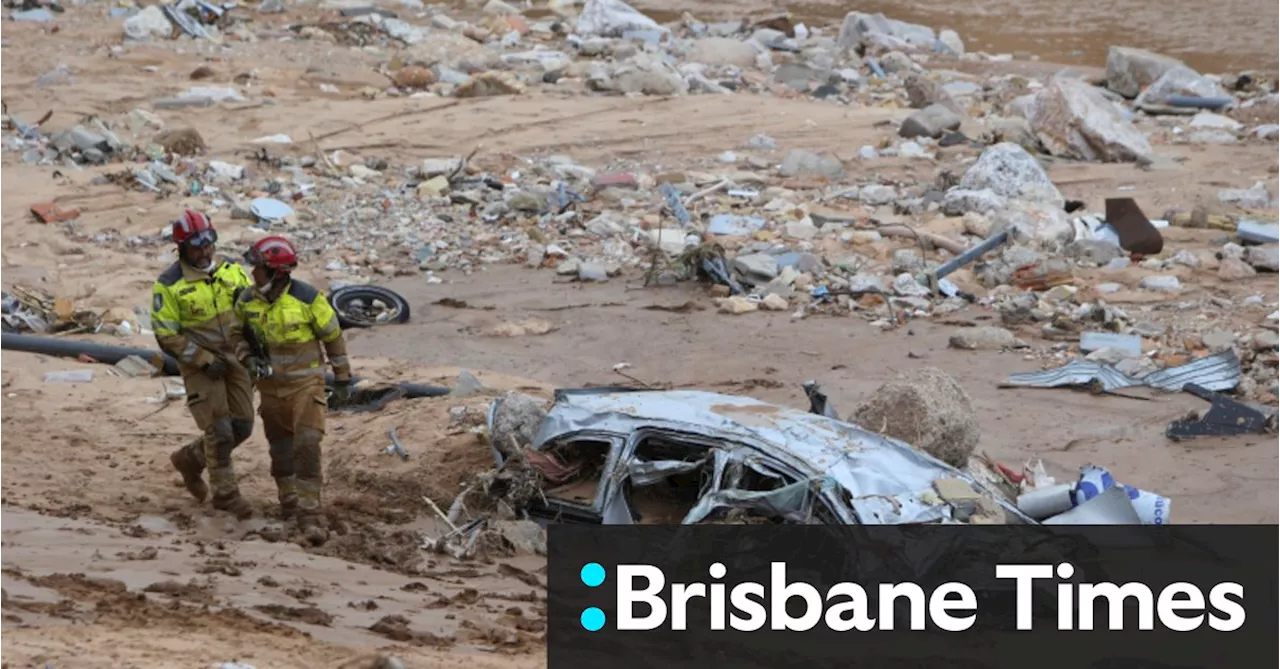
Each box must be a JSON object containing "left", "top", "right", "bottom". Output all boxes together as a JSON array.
[
  {"left": 1105, "top": 46, "right": 1185, "bottom": 98},
  {"left": 851, "top": 367, "right": 980, "bottom": 468},
  {"left": 957, "top": 142, "right": 1062, "bottom": 204},
  {"left": 837, "top": 11, "right": 935, "bottom": 51},
  {"left": 1030, "top": 78, "right": 1152, "bottom": 162}
]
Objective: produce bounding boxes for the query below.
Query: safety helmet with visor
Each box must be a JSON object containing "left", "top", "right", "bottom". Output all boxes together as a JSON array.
[
  {"left": 172, "top": 209, "right": 218, "bottom": 249},
  {"left": 244, "top": 236, "right": 299, "bottom": 275}
]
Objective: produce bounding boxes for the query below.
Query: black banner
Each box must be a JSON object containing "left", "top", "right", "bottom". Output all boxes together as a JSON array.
[{"left": 549, "top": 525, "right": 1278, "bottom": 669}]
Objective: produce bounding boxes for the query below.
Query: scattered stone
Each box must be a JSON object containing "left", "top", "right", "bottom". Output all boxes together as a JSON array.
[
  {"left": 760, "top": 294, "right": 789, "bottom": 311},
  {"left": 1135, "top": 66, "right": 1230, "bottom": 108},
  {"left": 1244, "top": 245, "right": 1279, "bottom": 272},
  {"left": 1139, "top": 275, "right": 1181, "bottom": 292},
  {"left": 1218, "top": 181, "right": 1271, "bottom": 210},
  {"left": 948, "top": 326, "right": 1023, "bottom": 350},
  {"left": 957, "top": 142, "right": 1061, "bottom": 203},
  {"left": 1105, "top": 46, "right": 1186, "bottom": 98},
  {"left": 717, "top": 296, "right": 759, "bottom": 314},
  {"left": 859, "top": 184, "right": 897, "bottom": 206},
  {"left": 899, "top": 103, "right": 963, "bottom": 139},
  {"left": 851, "top": 367, "right": 980, "bottom": 468},
  {"left": 1218, "top": 256, "right": 1258, "bottom": 280},
  {"left": 779, "top": 149, "right": 843, "bottom": 179},
  {"left": 123, "top": 6, "right": 173, "bottom": 41}
]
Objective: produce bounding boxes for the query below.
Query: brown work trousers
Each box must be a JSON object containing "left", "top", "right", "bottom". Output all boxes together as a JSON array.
[
  {"left": 178, "top": 359, "right": 255, "bottom": 499},
  {"left": 259, "top": 375, "right": 328, "bottom": 516}
]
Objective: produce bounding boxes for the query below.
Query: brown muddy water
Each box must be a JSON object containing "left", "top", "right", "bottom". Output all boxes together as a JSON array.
[{"left": 627, "top": 0, "right": 1279, "bottom": 73}]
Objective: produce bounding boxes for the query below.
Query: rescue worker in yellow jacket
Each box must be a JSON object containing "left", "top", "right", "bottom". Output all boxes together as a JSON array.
[
  {"left": 151, "top": 210, "right": 256, "bottom": 520},
  {"left": 234, "top": 236, "right": 353, "bottom": 545}
]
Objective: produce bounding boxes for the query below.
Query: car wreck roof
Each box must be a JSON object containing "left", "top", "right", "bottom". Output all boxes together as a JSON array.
[{"left": 535, "top": 388, "right": 1027, "bottom": 525}]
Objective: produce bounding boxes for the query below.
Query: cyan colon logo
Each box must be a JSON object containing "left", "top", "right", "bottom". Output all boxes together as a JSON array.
[{"left": 580, "top": 562, "right": 607, "bottom": 631}]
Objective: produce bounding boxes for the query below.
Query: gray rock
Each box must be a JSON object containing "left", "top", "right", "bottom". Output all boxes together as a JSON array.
[
  {"left": 903, "top": 73, "right": 959, "bottom": 112},
  {"left": 851, "top": 367, "right": 980, "bottom": 468},
  {"left": 1253, "top": 330, "right": 1280, "bottom": 351},
  {"left": 847, "top": 274, "right": 885, "bottom": 293},
  {"left": 1218, "top": 256, "right": 1257, "bottom": 280},
  {"left": 1139, "top": 275, "right": 1181, "bottom": 292},
  {"left": 948, "top": 326, "right": 1023, "bottom": 350},
  {"left": 732, "top": 253, "right": 780, "bottom": 281},
  {"left": 892, "top": 273, "right": 931, "bottom": 297},
  {"left": 507, "top": 189, "right": 545, "bottom": 212},
  {"left": 779, "top": 149, "right": 843, "bottom": 178},
  {"left": 937, "top": 29, "right": 964, "bottom": 56},
  {"left": 899, "top": 103, "right": 963, "bottom": 139},
  {"left": 773, "top": 63, "right": 826, "bottom": 90},
  {"left": 942, "top": 188, "right": 1007, "bottom": 216},
  {"left": 1135, "top": 66, "right": 1230, "bottom": 107},
  {"left": 879, "top": 51, "right": 917, "bottom": 74},
  {"left": 687, "top": 37, "right": 759, "bottom": 68},
  {"left": 958, "top": 142, "right": 1061, "bottom": 204},
  {"left": 1031, "top": 78, "right": 1152, "bottom": 162},
  {"left": 1066, "top": 239, "right": 1123, "bottom": 265},
  {"left": 981, "top": 116, "right": 1042, "bottom": 154},
  {"left": 585, "top": 213, "right": 626, "bottom": 237},
  {"left": 576, "top": 0, "right": 664, "bottom": 38},
  {"left": 745, "top": 133, "right": 777, "bottom": 149},
  {"left": 859, "top": 184, "right": 897, "bottom": 205},
  {"left": 488, "top": 391, "right": 549, "bottom": 456},
  {"left": 123, "top": 5, "right": 173, "bottom": 41},
  {"left": 1187, "top": 130, "right": 1238, "bottom": 145},
  {"left": 258, "top": 0, "right": 285, "bottom": 13},
  {"left": 1244, "top": 244, "right": 1279, "bottom": 272},
  {"left": 1105, "top": 46, "right": 1186, "bottom": 98},
  {"left": 1218, "top": 181, "right": 1271, "bottom": 209},
  {"left": 990, "top": 201, "right": 1074, "bottom": 251},
  {"left": 837, "top": 11, "right": 935, "bottom": 50},
  {"left": 892, "top": 249, "right": 925, "bottom": 274},
  {"left": 578, "top": 262, "right": 609, "bottom": 282},
  {"left": 1202, "top": 328, "right": 1236, "bottom": 351}
]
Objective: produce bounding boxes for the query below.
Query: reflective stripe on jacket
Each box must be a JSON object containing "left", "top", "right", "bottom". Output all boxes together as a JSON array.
[
  {"left": 234, "top": 279, "right": 352, "bottom": 386},
  {"left": 151, "top": 259, "right": 252, "bottom": 369}
]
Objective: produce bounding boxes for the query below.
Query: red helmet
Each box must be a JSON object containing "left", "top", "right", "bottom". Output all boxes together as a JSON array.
[
  {"left": 172, "top": 209, "right": 217, "bottom": 247},
  {"left": 245, "top": 236, "right": 298, "bottom": 273}
]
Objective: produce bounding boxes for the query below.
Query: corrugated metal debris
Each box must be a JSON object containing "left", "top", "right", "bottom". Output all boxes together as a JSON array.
[{"left": 1003, "top": 349, "right": 1241, "bottom": 393}]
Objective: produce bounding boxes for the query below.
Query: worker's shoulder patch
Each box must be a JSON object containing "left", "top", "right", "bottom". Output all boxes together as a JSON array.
[
  {"left": 153, "top": 292, "right": 165, "bottom": 313},
  {"left": 156, "top": 262, "right": 183, "bottom": 286},
  {"left": 287, "top": 280, "right": 320, "bottom": 304}
]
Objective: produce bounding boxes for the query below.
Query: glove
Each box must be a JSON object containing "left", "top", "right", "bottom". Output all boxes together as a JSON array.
[
  {"left": 329, "top": 380, "right": 353, "bottom": 408},
  {"left": 202, "top": 355, "right": 229, "bottom": 379},
  {"left": 240, "top": 356, "right": 269, "bottom": 381}
]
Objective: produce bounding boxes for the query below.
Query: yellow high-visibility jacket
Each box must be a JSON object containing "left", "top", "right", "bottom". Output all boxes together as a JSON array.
[
  {"left": 233, "top": 279, "right": 351, "bottom": 386},
  {"left": 151, "top": 259, "right": 252, "bottom": 372}
]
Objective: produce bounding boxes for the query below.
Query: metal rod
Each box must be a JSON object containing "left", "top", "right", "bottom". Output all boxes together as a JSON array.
[{"left": 917, "top": 229, "right": 1009, "bottom": 286}]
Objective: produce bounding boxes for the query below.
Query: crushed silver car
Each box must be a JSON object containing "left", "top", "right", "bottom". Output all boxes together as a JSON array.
[{"left": 480, "top": 386, "right": 1036, "bottom": 526}]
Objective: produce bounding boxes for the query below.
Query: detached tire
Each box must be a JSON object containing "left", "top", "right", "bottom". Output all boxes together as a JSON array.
[{"left": 330, "top": 285, "right": 411, "bottom": 329}]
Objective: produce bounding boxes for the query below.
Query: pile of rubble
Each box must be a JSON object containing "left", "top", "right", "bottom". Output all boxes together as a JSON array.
[{"left": 4, "top": 0, "right": 1277, "bottom": 403}]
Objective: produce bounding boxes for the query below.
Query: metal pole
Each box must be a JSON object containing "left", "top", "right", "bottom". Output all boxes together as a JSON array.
[{"left": 917, "top": 229, "right": 1010, "bottom": 288}]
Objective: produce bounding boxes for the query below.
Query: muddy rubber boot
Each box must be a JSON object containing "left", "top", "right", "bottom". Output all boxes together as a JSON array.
[
  {"left": 211, "top": 492, "right": 254, "bottom": 521},
  {"left": 296, "top": 513, "right": 329, "bottom": 546},
  {"left": 276, "top": 476, "right": 298, "bottom": 520},
  {"left": 170, "top": 444, "right": 208, "bottom": 503}
]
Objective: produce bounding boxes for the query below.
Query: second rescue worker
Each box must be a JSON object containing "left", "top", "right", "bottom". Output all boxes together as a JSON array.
[{"left": 235, "top": 236, "right": 353, "bottom": 546}]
